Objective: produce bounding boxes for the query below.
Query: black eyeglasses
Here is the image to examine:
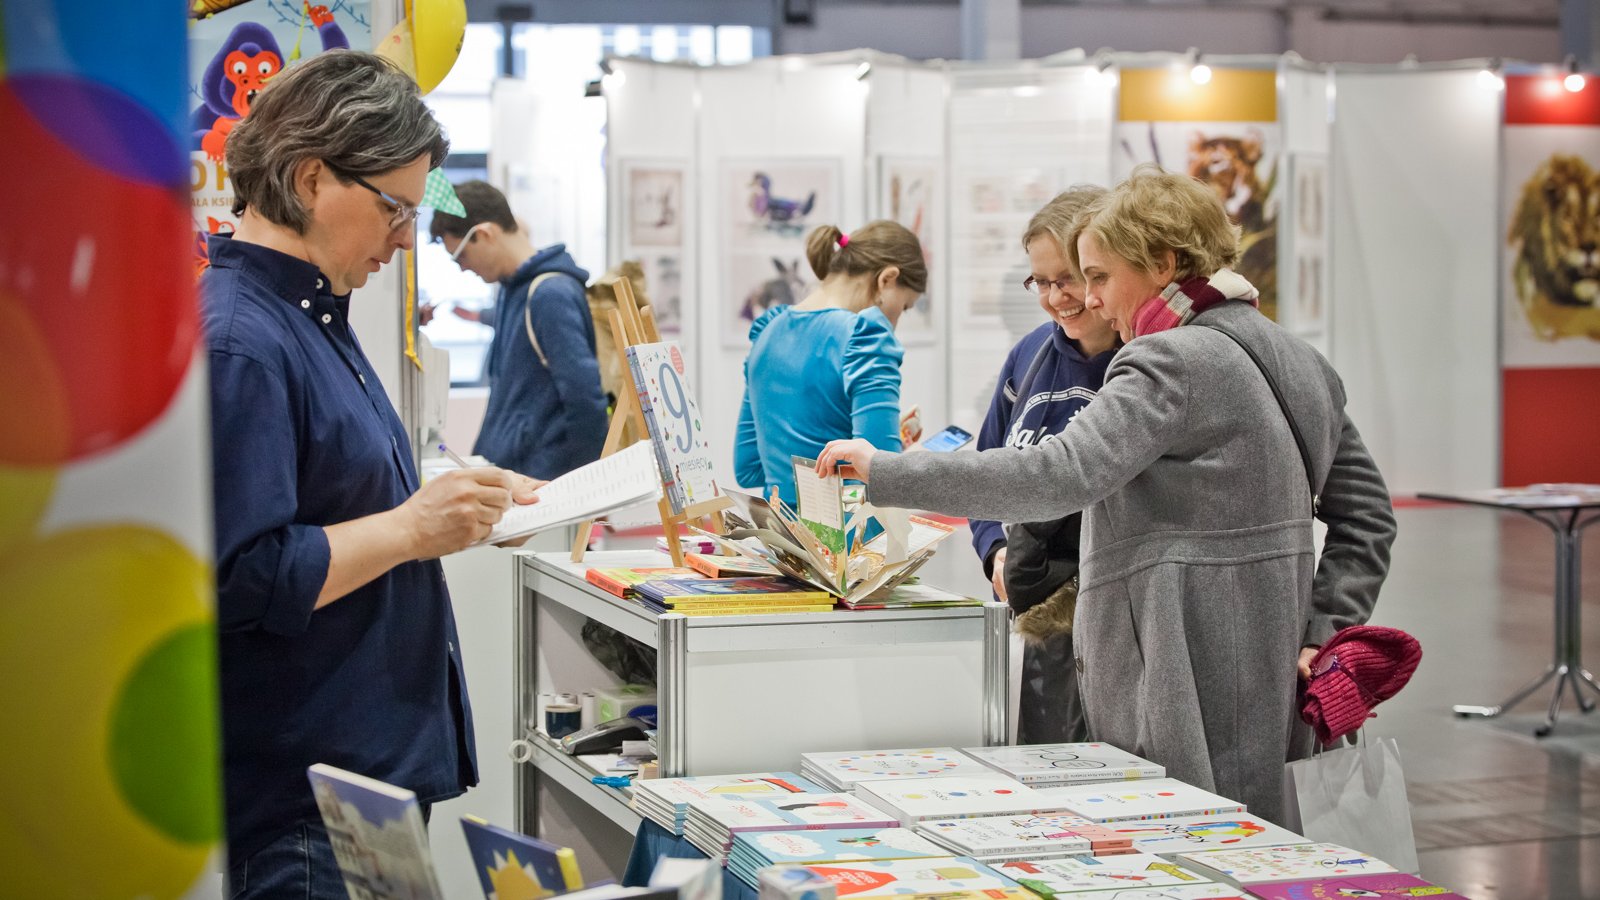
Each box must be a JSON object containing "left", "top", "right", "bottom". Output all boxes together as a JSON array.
[
  {"left": 336, "top": 168, "right": 419, "bottom": 231},
  {"left": 1023, "top": 274, "right": 1076, "bottom": 295}
]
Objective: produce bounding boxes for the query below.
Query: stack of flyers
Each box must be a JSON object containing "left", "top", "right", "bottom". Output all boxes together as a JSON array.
[
  {"left": 1174, "top": 843, "right": 1398, "bottom": 886},
  {"left": 1247, "top": 873, "right": 1470, "bottom": 899},
  {"left": 800, "top": 857, "right": 1019, "bottom": 897},
  {"left": 800, "top": 748, "right": 995, "bottom": 792},
  {"left": 726, "top": 828, "right": 949, "bottom": 888},
  {"left": 854, "top": 775, "right": 1059, "bottom": 827},
  {"left": 1034, "top": 778, "right": 1245, "bottom": 824},
  {"left": 684, "top": 794, "right": 899, "bottom": 864},
  {"left": 630, "top": 773, "right": 822, "bottom": 835},
  {"left": 1109, "top": 814, "right": 1311, "bottom": 856},
  {"left": 992, "top": 853, "right": 1216, "bottom": 897},
  {"left": 960, "top": 743, "right": 1165, "bottom": 786},
  {"left": 916, "top": 814, "right": 1131, "bottom": 861}
]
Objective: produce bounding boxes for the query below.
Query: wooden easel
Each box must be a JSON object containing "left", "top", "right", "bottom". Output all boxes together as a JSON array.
[{"left": 571, "top": 279, "right": 733, "bottom": 567}]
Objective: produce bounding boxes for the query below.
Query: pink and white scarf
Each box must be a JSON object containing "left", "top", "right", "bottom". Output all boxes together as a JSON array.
[{"left": 1130, "top": 268, "right": 1259, "bottom": 337}]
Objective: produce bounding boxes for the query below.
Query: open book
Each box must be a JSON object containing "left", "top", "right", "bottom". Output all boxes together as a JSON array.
[
  {"left": 477, "top": 442, "right": 661, "bottom": 545},
  {"left": 689, "top": 477, "right": 955, "bottom": 606}
]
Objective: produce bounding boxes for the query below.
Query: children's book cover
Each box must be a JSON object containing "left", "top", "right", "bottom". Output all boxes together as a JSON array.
[
  {"left": 307, "top": 763, "right": 444, "bottom": 900},
  {"left": 692, "top": 794, "right": 900, "bottom": 832},
  {"left": 633, "top": 773, "right": 821, "bottom": 810},
  {"left": 995, "top": 854, "right": 1214, "bottom": 896},
  {"left": 634, "top": 577, "right": 833, "bottom": 604},
  {"left": 1245, "top": 872, "right": 1469, "bottom": 899},
  {"left": 461, "top": 816, "right": 583, "bottom": 900},
  {"left": 1175, "top": 844, "right": 1398, "bottom": 885},
  {"left": 732, "top": 827, "right": 950, "bottom": 865},
  {"left": 585, "top": 567, "right": 698, "bottom": 598},
  {"left": 961, "top": 743, "right": 1165, "bottom": 785},
  {"left": 857, "top": 775, "right": 1046, "bottom": 824},
  {"left": 917, "top": 814, "right": 1119, "bottom": 857},
  {"left": 1113, "top": 815, "right": 1309, "bottom": 855},
  {"left": 1037, "top": 779, "right": 1245, "bottom": 824},
  {"left": 802, "top": 857, "right": 1018, "bottom": 896},
  {"left": 687, "top": 553, "right": 780, "bottom": 578},
  {"left": 801, "top": 748, "right": 995, "bottom": 787},
  {"left": 1066, "top": 887, "right": 1252, "bottom": 900},
  {"left": 627, "top": 342, "right": 719, "bottom": 514}
]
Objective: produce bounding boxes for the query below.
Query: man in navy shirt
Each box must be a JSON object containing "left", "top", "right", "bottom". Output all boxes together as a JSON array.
[{"left": 203, "top": 51, "right": 540, "bottom": 897}]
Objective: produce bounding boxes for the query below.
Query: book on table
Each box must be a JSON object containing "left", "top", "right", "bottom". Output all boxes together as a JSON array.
[
  {"left": 306, "top": 763, "right": 444, "bottom": 900},
  {"left": 632, "top": 576, "right": 836, "bottom": 614},
  {"left": 630, "top": 772, "right": 823, "bottom": 835},
  {"left": 960, "top": 743, "right": 1165, "bottom": 786},
  {"left": 687, "top": 552, "right": 780, "bottom": 578},
  {"left": 993, "top": 853, "right": 1217, "bottom": 897},
  {"left": 585, "top": 566, "right": 699, "bottom": 598},
  {"left": 841, "top": 582, "right": 983, "bottom": 611},
  {"left": 915, "top": 813, "right": 1131, "bottom": 860},
  {"left": 683, "top": 793, "right": 899, "bottom": 863},
  {"left": 799, "top": 747, "right": 997, "bottom": 792},
  {"left": 1032, "top": 778, "right": 1245, "bottom": 824},
  {"left": 1109, "top": 813, "right": 1311, "bottom": 855},
  {"left": 1173, "top": 842, "right": 1399, "bottom": 885},
  {"left": 726, "top": 827, "right": 951, "bottom": 888},
  {"left": 649, "top": 857, "right": 723, "bottom": 900},
  {"left": 854, "top": 774, "right": 1056, "bottom": 827},
  {"left": 1245, "top": 872, "right": 1469, "bottom": 899},
  {"left": 460, "top": 815, "right": 583, "bottom": 900},
  {"left": 800, "top": 856, "right": 1020, "bottom": 897}
]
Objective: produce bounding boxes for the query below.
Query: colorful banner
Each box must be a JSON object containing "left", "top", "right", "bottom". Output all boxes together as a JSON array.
[
  {"left": 0, "top": 0, "right": 222, "bottom": 894},
  {"left": 1116, "top": 67, "right": 1281, "bottom": 320},
  {"left": 1500, "top": 73, "right": 1600, "bottom": 483}
]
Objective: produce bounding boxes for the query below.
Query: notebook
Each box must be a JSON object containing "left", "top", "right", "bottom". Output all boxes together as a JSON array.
[
  {"left": 307, "top": 763, "right": 443, "bottom": 900},
  {"left": 960, "top": 743, "right": 1165, "bottom": 786},
  {"left": 460, "top": 816, "right": 583, "bottom": 899}
]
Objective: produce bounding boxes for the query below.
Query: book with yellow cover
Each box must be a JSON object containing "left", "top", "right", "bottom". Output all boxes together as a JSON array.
[
  {"left": 634, "top": 577, "right": 833, "bottom": 606},
  {"left": 586, "top": 567, "right": 698, "bottom": 598},
  {"left": 673, "top": 604, "right": 835, "bottom": 616}
]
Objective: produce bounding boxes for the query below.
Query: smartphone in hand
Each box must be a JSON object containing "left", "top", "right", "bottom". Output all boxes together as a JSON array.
[{"left": 920, "top": 425, "right": 974, "bottom": 452}]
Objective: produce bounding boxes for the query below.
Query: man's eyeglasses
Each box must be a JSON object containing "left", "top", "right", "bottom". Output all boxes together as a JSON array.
[
  {"left": 338, "top": 169, "right": 420, "bottom": 232},
  {"left": 1023, "top": 274, "right": 1076, "bottom": 295},
  {"left": 446, "top": 222, "right": 489, "bottom": 264}
]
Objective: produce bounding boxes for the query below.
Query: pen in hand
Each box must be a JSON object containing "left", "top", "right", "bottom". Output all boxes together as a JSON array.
[{"left": 438, "top": 443, "right": 474, "bottom": 469}]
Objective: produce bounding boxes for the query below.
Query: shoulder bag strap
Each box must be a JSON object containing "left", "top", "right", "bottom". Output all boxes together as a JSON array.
[
  {"left": 520, "top": 271, "right": 563, "bottom": 369},
  {"left": 1199, "top": 323, "right": 1320, "bottom": 516}
]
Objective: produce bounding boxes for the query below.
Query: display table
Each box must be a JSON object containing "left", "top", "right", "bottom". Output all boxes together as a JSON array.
[
  {"left": 511, "top": 549, "right": 1010, "bottom": 852},
  {"left": 1419, "top": 487, "right": 1600, "bottom": 736}
]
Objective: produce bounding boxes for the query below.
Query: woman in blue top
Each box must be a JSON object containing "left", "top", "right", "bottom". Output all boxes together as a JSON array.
[{"left": 735, "top": 220, "right": 927, "bottom": 508}]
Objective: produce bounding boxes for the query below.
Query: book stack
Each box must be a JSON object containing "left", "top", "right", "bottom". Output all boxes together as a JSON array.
[
  {"left": 916, "top": 814, "right": 1132, "bottom": 861},
  {"left": 1247, "top": 873, "right": 1470, "bottom": 899},
  {"left": 1109, "top": 814, "right": 1311, "bottom": 855},
  {"left": 800, "top": 857, "right": 1023, "bottom": 898},
  {"left": 684, "top": 794, "right": 899, "bottom": 864},
  {"left": 1173, "top": 843, "right": 1398, "bottom": 888},
  {"left": 854, "top": 774, "right": 1060, "bottom": 828},
  {"left": 840, "top": 582, "right": 984, "bottom": 611},
  {"left": 994, "top": 853, "right": 1220, "bottom": 897},
  {"left": 726, "top": 827, "right": 949, "bottom": 888},
  {"left": 1034, "top": 778, "right": 1245, "bottom": 824},
  {"left": 961, "top": 743, "right": 1165, "bottom": 786},
  {"left": 585, "top": 566, "right": 699, "bottom": 598},
  {"left": 800, "top": 748, "right": 996, "bottom": 792},
  {"left": 631, "top": 773, "right": 823, "bottom": 835},
  {"left": 633, "top": 576, "right": 836, "bottom": 616}
]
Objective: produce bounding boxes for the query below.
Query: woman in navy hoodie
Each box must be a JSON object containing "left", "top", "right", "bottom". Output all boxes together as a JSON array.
[{"left": 969, "top": 186, "right": 1119, "bottom": 743}]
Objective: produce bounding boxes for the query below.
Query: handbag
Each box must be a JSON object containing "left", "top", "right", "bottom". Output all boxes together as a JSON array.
[
  {"left": 1282, "top": 731, "right": 1420, "bottom": 873},
  {"left": 1200, "top": 323, "right": 1319, "bottom": 515}
]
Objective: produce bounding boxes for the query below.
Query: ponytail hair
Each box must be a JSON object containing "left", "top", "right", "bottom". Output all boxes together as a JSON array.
[{"left": 804, "top": 220, "right": 928, "bottom": 295}]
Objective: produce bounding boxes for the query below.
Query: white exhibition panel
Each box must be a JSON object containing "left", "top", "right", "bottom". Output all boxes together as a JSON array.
[
  {"left": 945, "top": 65, "right": 1114, "bottom": 429},
  {"left": 1329, "top": 70, "right": 1499, "bottom": 494},
  {"left": 1279, "top": 63, "right": 1334, "bottom": 358}
]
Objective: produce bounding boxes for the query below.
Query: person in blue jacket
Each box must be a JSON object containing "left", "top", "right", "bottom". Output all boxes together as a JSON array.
[
  {"left": 430, "top": 181, "right": 608, "bottom": 479},
  {"left": 968, "top": 186, "right": 1119, "bottom": 743},
  {"left": 735, "top": 220, "right": 927, "bottom": 509}
]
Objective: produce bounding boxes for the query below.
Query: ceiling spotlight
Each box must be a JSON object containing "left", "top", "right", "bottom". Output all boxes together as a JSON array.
[
  {"left": 1478, "top": 59, "right": 1504, "bottom": 91},
  {"left": 1191, "top": 62, "right": 1213, "bottom": 85},
  {"left": 1563, "top": 55, "right": 1586, "bottom": 92},
  {"left": 855, "top": 61, "right": 872, "bottom": 81}
]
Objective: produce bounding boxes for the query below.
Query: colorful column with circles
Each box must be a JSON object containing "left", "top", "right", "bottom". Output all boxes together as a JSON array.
[{"left": 0, "top": 1, "right": 222, "bottom": 895}]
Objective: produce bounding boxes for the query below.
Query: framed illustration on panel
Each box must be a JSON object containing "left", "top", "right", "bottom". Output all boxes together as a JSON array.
[
  {"left": 877, "top": 157, "right": 941, "bottom": 345},
  {"left": 722, "top": 160, "right": 840, "bottom": 346}
]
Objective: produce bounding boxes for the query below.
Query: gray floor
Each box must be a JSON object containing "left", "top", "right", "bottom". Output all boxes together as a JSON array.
[{"left": 909, "top": 506, "right": 1600, "bottom": 900}]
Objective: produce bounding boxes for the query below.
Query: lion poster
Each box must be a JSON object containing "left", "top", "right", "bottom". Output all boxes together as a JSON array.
[
  {"left": 1114, "top": 68, "right": 1281, "bottom": 322},
  {"left": 1502, "top": 130, "right": 1600, "bottom": 367}
]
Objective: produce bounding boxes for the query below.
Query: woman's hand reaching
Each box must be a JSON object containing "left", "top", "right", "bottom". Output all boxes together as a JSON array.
[{"left": 815, "top": 439, "right": 882, "bottom": 482}]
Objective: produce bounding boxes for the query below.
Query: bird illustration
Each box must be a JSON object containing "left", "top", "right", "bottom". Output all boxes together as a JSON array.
[{"left": 749, "top": 172, "right": 817, "bottom": 226}]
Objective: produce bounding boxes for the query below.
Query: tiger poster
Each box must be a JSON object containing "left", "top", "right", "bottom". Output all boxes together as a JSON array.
[{"left": 1114, "top": 67, "right": 1281, "bottom": 322}]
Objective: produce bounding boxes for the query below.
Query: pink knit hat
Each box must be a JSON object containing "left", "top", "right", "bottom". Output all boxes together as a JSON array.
[{"left": 1300, "top": 625, "right": 1423, "bottom": 743}]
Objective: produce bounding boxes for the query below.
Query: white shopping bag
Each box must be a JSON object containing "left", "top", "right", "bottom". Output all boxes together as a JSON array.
[{"left": 1283, "top": 733, "right": 1419, "bottom": 873}]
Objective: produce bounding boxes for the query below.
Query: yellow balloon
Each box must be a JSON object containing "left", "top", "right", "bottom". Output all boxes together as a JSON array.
[
  {"left": 0, "top": 526, "right": 215, "bottom": 896},
  {"left": 0, "top": 464, "right": 55, "bottom": 558},
  {"left": 375, "top": 0, "right": 465, "bottom": 95}
]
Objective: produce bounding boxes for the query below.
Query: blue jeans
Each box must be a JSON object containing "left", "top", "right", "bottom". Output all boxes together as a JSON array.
[{"left": 227, "top": 822, "right": 347, "bottom": 900}]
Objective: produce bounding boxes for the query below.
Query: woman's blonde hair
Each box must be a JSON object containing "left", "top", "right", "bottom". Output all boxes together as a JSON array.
[
  {"left": 1021, "top": 185, "right": 1107, "bottom": 255},
  {"left": 805, "top": 220, "right": 928, "bottom": 295},
  {"left": 1067, "top": 164, "right": 1240, "bottom": 282}
]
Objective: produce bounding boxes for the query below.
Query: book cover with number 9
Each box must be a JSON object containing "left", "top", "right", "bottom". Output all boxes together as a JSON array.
[{"left": 626, "top": 342, "right": 721, "bottom": 514}]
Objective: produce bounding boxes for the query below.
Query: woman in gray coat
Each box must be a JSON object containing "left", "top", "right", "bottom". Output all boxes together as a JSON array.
[{"left": 817, "top": 166, "right": 1396, "bottom": 825}]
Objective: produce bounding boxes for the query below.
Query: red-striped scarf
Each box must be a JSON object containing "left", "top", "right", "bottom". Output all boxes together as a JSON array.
[{"left": 1131, "top": 268, "right": 1259, "bottom": 337}]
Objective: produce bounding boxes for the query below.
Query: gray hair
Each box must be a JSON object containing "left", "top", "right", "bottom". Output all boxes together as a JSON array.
[{"left": 226, "top": 50, "right": 449, "bottom": 232}]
